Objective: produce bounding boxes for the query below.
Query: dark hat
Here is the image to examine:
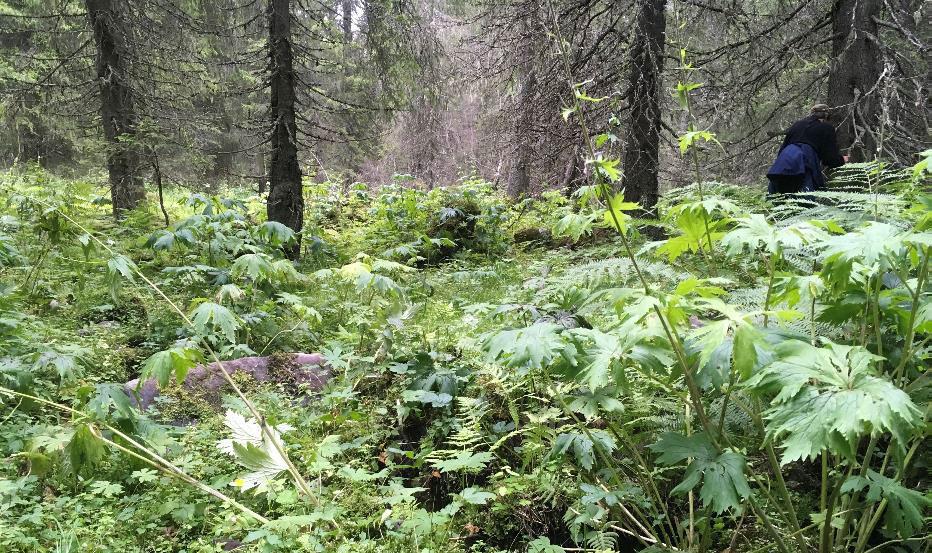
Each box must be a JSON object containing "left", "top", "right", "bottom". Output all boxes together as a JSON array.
[{"left": 810, "top": 103, "right": 831, "bottom": 116}]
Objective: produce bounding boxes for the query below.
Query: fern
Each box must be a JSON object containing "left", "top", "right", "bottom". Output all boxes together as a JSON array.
[
  {"left": 585, "top": 527, "right": 619, "bottom": 550},
  {"left": 549, "top": 256, "right": 687, "bottom": 293},
  {"left": 425, "top": 396, "right": 490, "bottom": 465}
]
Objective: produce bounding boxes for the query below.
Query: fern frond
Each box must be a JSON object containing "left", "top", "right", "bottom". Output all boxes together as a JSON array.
[{"left": 425, "top": 396, "right": 490, "bottom": 463}]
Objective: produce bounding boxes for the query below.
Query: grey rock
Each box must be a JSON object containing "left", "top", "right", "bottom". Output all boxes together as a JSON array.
[{"left": 124, "top": 353, "right": 331, "bottom": 410}]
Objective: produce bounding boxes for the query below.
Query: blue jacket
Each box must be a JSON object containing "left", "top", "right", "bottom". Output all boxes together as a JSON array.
[{"left": 767, "top": 142, "right": 824, "bottom": 192}]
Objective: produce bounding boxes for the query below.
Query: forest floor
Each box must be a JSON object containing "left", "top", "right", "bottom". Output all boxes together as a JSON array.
[{"left": 0, "top": 164, "right": 928, "bottom": 553}]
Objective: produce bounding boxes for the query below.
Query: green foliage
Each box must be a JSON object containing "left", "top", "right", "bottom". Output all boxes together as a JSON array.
[
  {"left": 841, "top": 470, "right": 931, "bottom": 538},
  {"left": 218, "top": 410, "right": 291, "bottom": 491},
  {"left": 190, "top": 301, "right": 240, "bottom": 344},
  {"left": 139, "top": 345, "right": 203, "bottom": 387},
  {"left": 550, "top": 430, "right": 615, "bottom": 471},
  {"left": 745, "top": 340, "right": 922, "bottom": 464},
  {"left": 0, "top": 166, "right": 929, "bottom": 553},
  {"left": 650, "top": 432, "right": 751, "bottom": 514},
  {"left": 482, "top": 322, "right": 568, "bottom": 371}
]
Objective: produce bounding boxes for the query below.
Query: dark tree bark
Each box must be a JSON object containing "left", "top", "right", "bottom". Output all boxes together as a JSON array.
[
  {"left": 342, "top": 0, "right": 353, "bottom": 44},
  {"left": 507, "top": 18, "right": 536, "bottom": 199},
  {"left": 621, "top": 0, "right": 666, "bottom": 211},
  {"left": 267, "top": 0, "right": 303, "bottom": 259},
  {"left": 86, "top": 0, "right": 145, "bottom": 217},
  {"left": 827, "top": 0, "right": 882, "bottom": 162}
]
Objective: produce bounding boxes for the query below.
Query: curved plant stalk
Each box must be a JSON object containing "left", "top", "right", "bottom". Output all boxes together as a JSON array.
[
  {"left": 605, "top": 420, "right": 682, "bottom": 543},
  {"left": 547, "top": 384, "right": 671, "bottom": 548},
  {"left": 541, "top": 8, "right": 807, "bottom": 552},
  {"left": 893, "top": 245, "right": 929, "bottom": 383},
  {"left": 1, "top": 187, "right": 315, "bottom": 498},
  {"left": 686, "top": 401, "right": 695, "bottom": 551},
  {"left": 543, "top": 0, "right": 714, "bottom": 439},
  {"left": 0, "top": 387, "right": 269, "bottom": 524},
  {"left": 853, "top": 425, "right": 925, "bottom": 553}
]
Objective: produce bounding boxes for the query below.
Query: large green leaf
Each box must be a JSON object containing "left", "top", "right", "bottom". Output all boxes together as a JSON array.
[
  {"left": 649, "top": 432, "right": 750, "bottom": 513},
  {"left": 745, "top": 341, "right": 922, "bottom": 464},
  {"left": 722, "top": 214, "right": 826, "bottom": 255},
  {"left": 190, "top": 301, "right": 240, "bottom": 344},
  {"left": 550, "top": 430, "right": 615, "bottom": 471},
  {"left": 87, "top": 383, "right": 137, "bottom": 423},
  {"left": 254, "top": 221, "right": 295, "bottom": 246},
  {"left": 482, "top": 323, "right": 570, "bottom": 371},
  {"left": 105, "top": 254, "right": 137, "bottom": 302},
  {"left": 568, "top": 387, "right": 624, "bottom": 419},
  {"left": 231, "top": 252, "right": 274, "bottom": 282},
  {"left": 819, "top": 222, "right": 910, "bottom": 292},
  {"left": 731, "top": 323, "right": 762, "bottom": 380},
  {"left": 67, "top": 424, "right": 106, "bottom": 476},
  {"left": 841, "top": 470, "right": 931, "bottom": 538},
  {"left": 528, "top": 537, "right": 566, "bottom": 553},
  {"left": 139, "top": 346, "right": 203, "bottom": 387},
  {"left": 431, "top": 451, "right": 492, "bottom": 474},
  {"left": 217, "top": 410, "right": 292, "bottom": 491},
  {"left": 552, "top": 212, "right": 597, "bottom": 242},
  {"left": 563, "top": 328, "right": 626, "bottom": 389}
]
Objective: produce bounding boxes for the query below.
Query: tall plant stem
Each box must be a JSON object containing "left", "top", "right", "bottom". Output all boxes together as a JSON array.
[
  {"left": 605, "top": 420, "right": 682, "bottom": 542},
  {"left": 747, "top": 494, "right": 792, "bottom": 553},
  {"left": 810, "top": 294, "right": 818, "bottom": 346},
  {"left": 549, "top": 385, "right": 670, "bottom": 548},
  {"left": 675, "top": 32, "right": 716, "bottom": 260},
  {"left": 893, "top": 246, "right": 929, "bottom": 383},
  {"left": 820, "top": 453, "right": 829, "bottom": 519},
  {"left": 747, "top": 400, "right": 806, "bottom": 547},
  {"left": 0, "top": 387, "right": 270, "bottom": 524},
  {"left": 835, "top": 434, "right": 881, "bottom": 548},
  {"left": 693, "top": 154, "right": 715, "bottom": 256},
  {"left": 544, "top": 0, "right": 715, "bottom": 440},
  {"left": 686, "top": 401, "right": 695, "bottom": 551},
  {"left": 762, "top": 251, "right": 777, "bottom": 327},
  {"left": 871, "top": 274, "right": 883, "bottom": 357},
  {"left": 853, "top": 431, "right": 923, "bottom": 553},
  {"left": 766, "top": 443, "right": 805, "bottom": 545},
  {"left": 819, "top": 460, "right": 852, "bottom": 553}
]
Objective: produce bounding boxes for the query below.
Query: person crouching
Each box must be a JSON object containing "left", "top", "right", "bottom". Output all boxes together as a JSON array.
[{"left": 767, "top": 104, "right": 847, "bottom": 195}]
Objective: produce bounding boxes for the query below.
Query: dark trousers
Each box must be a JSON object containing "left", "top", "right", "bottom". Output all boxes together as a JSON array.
[{"left": 767, "top": 174, "right": 804, "bottom": 195}]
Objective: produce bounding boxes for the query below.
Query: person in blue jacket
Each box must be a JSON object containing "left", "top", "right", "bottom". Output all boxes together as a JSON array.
[{"left": 767, "top": 104, "right": 847, "bottom": 194}]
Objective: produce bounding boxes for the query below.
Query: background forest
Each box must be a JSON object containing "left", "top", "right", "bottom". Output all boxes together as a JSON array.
[{"left": 0, "top": 0, "right": 929, "bottom": 552}]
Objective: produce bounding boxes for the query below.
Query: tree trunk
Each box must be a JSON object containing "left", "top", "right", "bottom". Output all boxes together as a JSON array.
[
  {"left": 827, "top": 0, "right": 882, "bottom": 162},
  {"left": 267, "top": 0, "right": 303, "bottom": 259},
  {"left": 86, "top": 0, "right": 145, "bottom": 217},
  {"left": 561, "top": 144, "right": 581, "bottom": 196},
  {"left": 507, "top": 18, "right": 536, "bottom": 199},
  {"left": 342, "top": 0, "right": 353, "bottom": 44},
  {"left": 621, "top": 0, "right": 666, "bottom": 211}
]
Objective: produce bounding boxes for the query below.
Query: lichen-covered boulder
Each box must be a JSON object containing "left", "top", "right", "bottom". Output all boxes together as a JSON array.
[{"left": 124, "top": 352, "right": 330, "bottom": 410}]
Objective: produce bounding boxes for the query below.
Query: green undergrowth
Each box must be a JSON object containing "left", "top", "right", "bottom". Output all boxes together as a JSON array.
[{"left": 0, "top": 159, "right": 929, "bottom": 553}]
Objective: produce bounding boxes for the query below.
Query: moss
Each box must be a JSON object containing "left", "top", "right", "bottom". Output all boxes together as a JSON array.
[
  {"left": 267, "top": 351, "right": 297, "bottom": 381},
  {"left": 156, "top": 383, "right": 215, "bottom": 423},
  {"left": 229, "top": 368, "right": 261, "bottom": 396}
]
